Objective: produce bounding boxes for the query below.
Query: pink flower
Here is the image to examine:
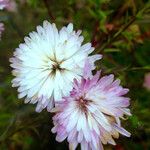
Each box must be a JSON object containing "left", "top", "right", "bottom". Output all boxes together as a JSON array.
[
  {"left": 0, "top": 0, "right": 9, "bottom": 10},
  {"left": 0, "top": 23, "right": 4, "bottom": 39},
  {"left": 51, "top": 71, "right": 131, "bottom": 150},
  {"left": 6, "top": 0, "right": 17, "bottom": 12},
  {"left": 143, "top": 72, "right": 150, "bottom": 90}
]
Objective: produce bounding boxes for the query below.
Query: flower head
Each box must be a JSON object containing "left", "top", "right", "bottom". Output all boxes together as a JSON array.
[
  {"left": 0, "top": 0, "right": 9, "bottom": 10},
  {"left": 51, "top": 71, "right": 131, "bottom": 150},
  {"left": 10, "top": 20, "right": 101, "bottom": 112},
  {"left": 0, "top": 23, "right": 4, "bottom": 39},
  {"left": 143, "top": 72, "right": 150, "bottom": 90}
]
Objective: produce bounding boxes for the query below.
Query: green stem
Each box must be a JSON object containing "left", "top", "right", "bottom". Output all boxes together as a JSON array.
[
  {"left": 93, "top": 3, "right": 150, "bottom": 54},
  {"left": 8, "top": 16, "right": 23, "bottom": 38},
  {"left": 128, "top": 66, "right": 150, "bottom": 71}
]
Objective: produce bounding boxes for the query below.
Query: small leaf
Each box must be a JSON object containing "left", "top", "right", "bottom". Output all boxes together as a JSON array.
[{"left": 104, "top": 48, "right": 121, "bottom": 52}]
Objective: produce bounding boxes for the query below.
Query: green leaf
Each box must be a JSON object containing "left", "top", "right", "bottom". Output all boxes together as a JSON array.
[{"left": 104, "top": 48, "right": 121, "bottom": 52}]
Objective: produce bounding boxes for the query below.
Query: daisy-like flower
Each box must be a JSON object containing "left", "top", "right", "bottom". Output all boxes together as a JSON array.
[
  {"left": 0, "top": 0, "right": 9, "bottom": 10},
  {"left": 10, "top": 20, "right": 101, "bottom": 112},
  {"left": 51, "top": 71, "right": 131, "bottom": 150},
  {"left": 0, "top": 23, "right": 4, "bottom": 39}
]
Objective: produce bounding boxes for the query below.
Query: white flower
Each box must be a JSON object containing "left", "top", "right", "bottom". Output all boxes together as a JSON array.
[{"left": 10, "top": 20, "right": 101, "bottom": 112}]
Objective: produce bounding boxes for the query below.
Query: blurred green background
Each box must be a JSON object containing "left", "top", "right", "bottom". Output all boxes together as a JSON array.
[{"left": 0, "top": 0, "right": 150, "bottom": 149}]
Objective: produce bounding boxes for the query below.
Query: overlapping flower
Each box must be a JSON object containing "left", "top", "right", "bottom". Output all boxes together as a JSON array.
[
  {"left": 10, "top": 20, "right": 101, "bottom": 112},
  {"left": 10, "top": 21, "right": 131, "bottom": 150},
  {"left": 51, "top": 70, "right": 131, "bottom": 150}
]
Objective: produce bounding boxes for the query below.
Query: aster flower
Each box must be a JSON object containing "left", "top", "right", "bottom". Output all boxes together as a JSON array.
[
  {"left": 51, "top": 71, "right": 131, "bottom": 150},
  {"left": 0, "top": 23, "right": 4, "bottom": 39},
  {"left": 143, "top": 72, "right": 150, "bottom": 90},
  {"left": 10, "top": 20, "right": 101, "bottom": 112},
  {"left": 0, "top": 0, "right": 9, "bottom": 10}
]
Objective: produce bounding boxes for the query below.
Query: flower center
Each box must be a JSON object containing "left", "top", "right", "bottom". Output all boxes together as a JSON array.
[
  {"left": 52, "top": 62, "right": 61, "bottom": 72},
  {"left": 78, "top": 97, "right": 90, "bottom": 114},
  {"left": 45, "top": 56, "right": 66, "bottom": 76}
]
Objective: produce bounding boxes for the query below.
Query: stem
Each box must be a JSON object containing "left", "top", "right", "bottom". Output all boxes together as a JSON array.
[
  {"left": 93, "top": 16, "right": 136, "bottom": 54},
  {"left": 128, "top": 66, "right": 150, "bottom": 71},
  {"left": 93, "top": 3, "right": 150, "bottom": 54},
  {"left": 0, "top": 116, "right": 16, "bottom": 142},
  {"left": 8, "top": 16, "right": 23, "bottom": 38},
  {"left": 43, "top": 0, "right": 55, "bottom": 21},
  {"left": 91, "top": 21, "right": 99, "bottom": 47}
]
